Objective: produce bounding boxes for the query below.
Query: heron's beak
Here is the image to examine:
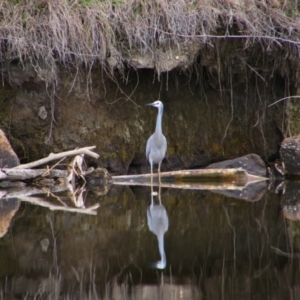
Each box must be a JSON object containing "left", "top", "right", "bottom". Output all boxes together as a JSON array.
[{"left": 146, "top": 102, "right": 154, "bottom": 106}]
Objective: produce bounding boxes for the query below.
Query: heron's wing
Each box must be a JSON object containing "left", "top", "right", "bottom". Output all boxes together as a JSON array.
[
  {"left": 162, "top": 135, "right": 167, "bottom": 158},
  {"left": 147, "top": 207, "right": 153, "bottom": 231},
  {"left": 164, "top": 209, "right": 169, "bottom": 230},
  {"left": 146, "top": 135, "right": 153, "bottom": 160}
]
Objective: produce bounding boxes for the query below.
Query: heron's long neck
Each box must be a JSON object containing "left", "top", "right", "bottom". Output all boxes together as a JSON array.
[
  {"left": 155, "top": 107, "right": 164, "bottom": 135},
  {"left": 157, "top": 233, "right": 166, "bottom": 263}
]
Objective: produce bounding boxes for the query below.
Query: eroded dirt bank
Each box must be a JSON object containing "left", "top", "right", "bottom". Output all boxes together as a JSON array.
[{"left": 0, "top": 64, "right": 287, "bottom": 174}]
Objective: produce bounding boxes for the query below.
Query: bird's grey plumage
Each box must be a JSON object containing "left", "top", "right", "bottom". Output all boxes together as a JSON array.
[
  {"left": 145, "top": 100, "right": 167, "bottom": 177},
  {"left": 147, "top": 192, "right": 169, "bottom": 269}
]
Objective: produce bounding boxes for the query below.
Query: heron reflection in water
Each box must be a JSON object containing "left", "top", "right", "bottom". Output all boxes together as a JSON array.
[{"left": 147, "top": 186, "right": 169, "bottom": 269}]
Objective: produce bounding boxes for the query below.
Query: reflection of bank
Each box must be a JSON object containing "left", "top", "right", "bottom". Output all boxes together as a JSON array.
[
  {"left": 278, "top": 181, "right": 300, "bottom": 257},
  {"left": 0, "top": 198, "right": 20, "bottom": 238},
  {"left": 147, "top": 187, "right": 169, "bottom": 269}
]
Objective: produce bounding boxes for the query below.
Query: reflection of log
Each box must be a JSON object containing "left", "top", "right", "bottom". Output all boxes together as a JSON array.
[
  {"left": 0, "top": 186, "right": 99, "bottom": 215},
  {"left": 0, "top": 185, "right": 68, "bottom": 199},
  {"left": 211, "top": 181, "right": 267, "bottom": 201},
  {"left": 19, "top": 197, "right": 99, "bottom": 215},
  {"left": 112, "top": 168, "right": 268, "bottom": 188},
  {"left": 112, "top": 178, "right": 267, "bottom": 201}
]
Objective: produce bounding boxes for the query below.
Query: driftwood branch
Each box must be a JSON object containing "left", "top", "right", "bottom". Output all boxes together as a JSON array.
[
  {"left": 12, "top": 146, "right": 99, "bottom": 169},
  {"left": 0, "top": 148, "right": 104, "bottom": 218}
]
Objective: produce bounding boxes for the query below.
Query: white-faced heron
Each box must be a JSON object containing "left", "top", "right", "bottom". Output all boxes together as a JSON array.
[{"left": 146, "top": 100, "right": 167, "bottom": 182}]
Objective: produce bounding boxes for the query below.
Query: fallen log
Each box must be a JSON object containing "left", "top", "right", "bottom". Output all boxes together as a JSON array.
[
  {"left": 0, "top": 168, "right": 68, "bottom": 181},
  {"left": 112, "top": 168, "right": 268, "bottom": 188},
  {"left": 0, "top": 147, "right": 106, "bottom": 219},
  {"left": 0, "top": 146, "right": 101, "bottom": 183},
  {"left": 113, "top": 179, "right": 265, "bottom": 192}
]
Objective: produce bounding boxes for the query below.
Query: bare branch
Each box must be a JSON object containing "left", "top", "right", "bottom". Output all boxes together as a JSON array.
[
  {"left": 268, "top": 96, "right": 300, "bottom": 107},
  {"left": 12, "top": 147, "right": 99, "bottom": 169}
]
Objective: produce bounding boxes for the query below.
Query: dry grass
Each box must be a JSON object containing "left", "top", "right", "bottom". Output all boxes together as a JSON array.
[{"left": 0, "top": 0, "right": 299, "bottom": 84}]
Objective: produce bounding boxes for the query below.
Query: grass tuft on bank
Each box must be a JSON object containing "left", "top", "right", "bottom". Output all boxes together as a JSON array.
[{"left": 0, "top": 0, "right": 300, "bottom": 83}]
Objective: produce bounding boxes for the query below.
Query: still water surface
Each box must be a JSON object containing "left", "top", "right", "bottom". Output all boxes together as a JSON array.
[{"left": 0, "top": 181, "right": 299, "bottom": 299}]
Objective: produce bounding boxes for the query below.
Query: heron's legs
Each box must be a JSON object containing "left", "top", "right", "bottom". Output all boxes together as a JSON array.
[
  {"left": 158, "top": 162, "right": 162, "bottom": 184},
  {"left": 150, "top": 162, "right": 156, "bottom": 197},
  {"left": 150, "top": 161, "right": 153, "bottom": 186}
]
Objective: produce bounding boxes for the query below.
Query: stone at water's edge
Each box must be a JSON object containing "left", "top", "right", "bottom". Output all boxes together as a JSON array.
[
  {"left": 206, "top": 153, "right": 266, "bottom": 177},
  {"left": 280, "top": 135, "right": 300, "bottom": 175},
  {"left": 0, "top": 129, "right": 20, "bottom": 168}
]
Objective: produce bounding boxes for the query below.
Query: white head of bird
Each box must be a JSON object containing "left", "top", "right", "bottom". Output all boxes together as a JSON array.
[{"left": 146, "top": 100, "right": 164, "bottom": 109}]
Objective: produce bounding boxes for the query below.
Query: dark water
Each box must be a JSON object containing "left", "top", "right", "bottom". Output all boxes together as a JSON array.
[{"left": 0, "top": 181, "right": 299, "bottom": 300}]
